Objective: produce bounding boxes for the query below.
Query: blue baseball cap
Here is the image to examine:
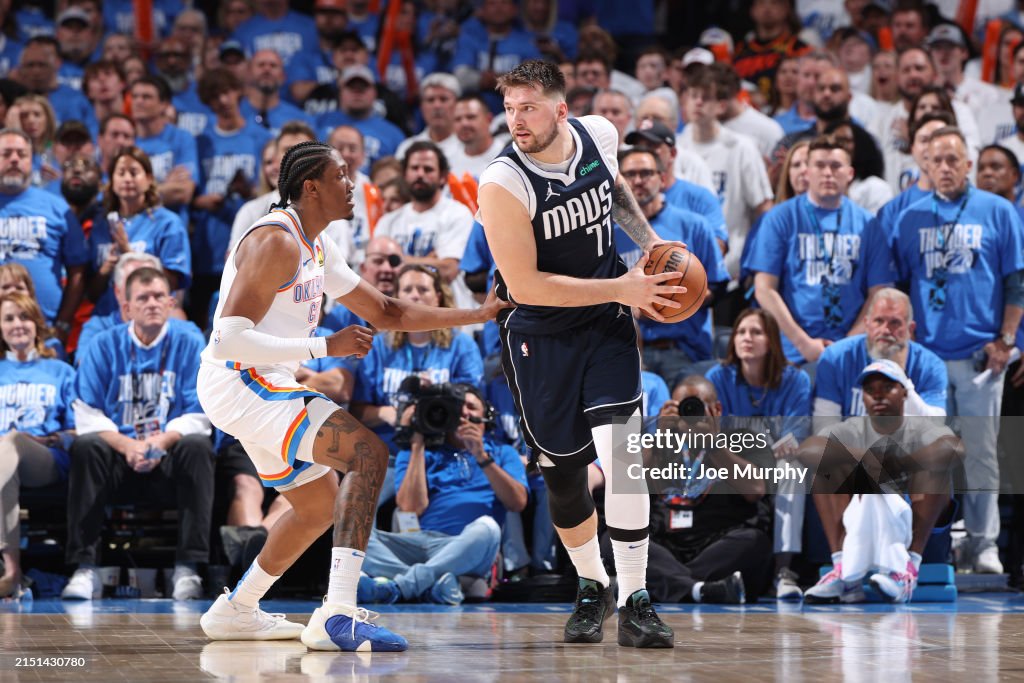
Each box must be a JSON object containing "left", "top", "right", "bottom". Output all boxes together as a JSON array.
[{"left": 856, "top": 359, "right": 910, "bottom": 388}]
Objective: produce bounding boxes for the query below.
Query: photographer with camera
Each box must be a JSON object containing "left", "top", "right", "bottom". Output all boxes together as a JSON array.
[
  {"left": 614, "top": 375, "right": 773, "bottom": 605},
  {"left": 358, "top": 383, "right": 528, "bottom": 606}
]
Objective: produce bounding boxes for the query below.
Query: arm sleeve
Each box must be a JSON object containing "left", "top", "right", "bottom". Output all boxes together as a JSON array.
[{"left": 209, "top": 316, "right": 329, "bottom": 364}]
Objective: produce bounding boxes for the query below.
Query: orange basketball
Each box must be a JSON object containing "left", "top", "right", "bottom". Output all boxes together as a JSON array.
[{"left": 642, "top": 244, "right": 707, "bottom": 323}]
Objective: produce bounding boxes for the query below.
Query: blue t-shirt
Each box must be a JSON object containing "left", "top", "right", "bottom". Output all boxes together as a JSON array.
[
  {"left": 0, "top": 354, "right": 76, "bottom": 475},
  {"left": 75, "top": 323, "right": 205, "bottom": 437},
  {"left": 104, "top": 0, "right": 182, "bottom": 37},
  {"left": 707, "top": 363, "right": 811, "bottom": 442},
  {"left": 321, "top": 304, "right": 368, "bottom": 333},
  {"left": 814, "top": 335, "right": 948, "bottom": 417},
  {"left": 452, "top": 22, "right": 542, "bottom": 111},
  {"left": 172, "top": 84, "right": 213, "bottom": 138},
  {"left": 231, "top": 11, "right": 319, "bottom": 66},
  {"left": 0, "top": 35, "right": 21, "bottom": 75},
  {"left": 380, "top": 49, "right": 441, "bottom": 104},
  {"left": 239, "top": 99, "right": 313, "bottom": 137},
  {"left": 664, "top": 179, "right": 728, "bottom": 243},
  {"left": 136, "top": 123, "right": 199, "bottom": 224},
  {"left": 773, "top": 105, "right": 815, "bottom": 136},
  {"left": 353, "top": 332, "right": 484, "bottom": 452},
  {"left": 0, "top": 187, "right": 88, "bottom": 322},
  {"left": 193, "top": 121, "right": 273, "bottom": 275},
  {"left": 641, "top": 370, "right": 670, "bottom": 417},
  {"left": 745, "top": 195, "right": 894, "bottom": 362},
  {"left": 77, "top": 315, "right": 206, "bottom": 364},
  {"left": 47, "top": 84, "right": 96, "bottom": 133},
  {"left": 316, "top": 111, "right": 405, "bottom": 174},
  {"left": 89, "top": 207, "right": 192, "bottom": 315},
  {"left": 616, "top": 203, "right": 730, "bottom": 361},
  {"left": 596, "top": 0, "right": 655, "bottom": 35},
  {"left": 395, "top": 437, "right": 527, "bottom": 535},
  {"left": 286, "top": 49, "right": 337, "bottom": 96},
  {"left": 349, "top": 13, "right": 380, "bottom": 53},
  {"left": 875, "top": 183, "right": 930, "bottom": 245},
  {"left": 893, "top": 187, "right": 1024, "bottom": 359},
  {"left": 485, "top": 373, "right": 523, "bottom": 449},
  {"left": 14, "top": 8, "right": 52, "bottom": 41}
]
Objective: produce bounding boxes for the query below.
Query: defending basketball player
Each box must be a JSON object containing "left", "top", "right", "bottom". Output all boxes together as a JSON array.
[
  {"left": 196, "top": 141, "right": 506, "bottom": 651},
  {"left": 477, "top": 60, "right": 685, "bottom": 648}
]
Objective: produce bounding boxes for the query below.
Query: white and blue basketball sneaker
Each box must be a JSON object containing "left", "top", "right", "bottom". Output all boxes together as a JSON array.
[{"left": 301, "top": 599, "right": 408, "bottom": 652}]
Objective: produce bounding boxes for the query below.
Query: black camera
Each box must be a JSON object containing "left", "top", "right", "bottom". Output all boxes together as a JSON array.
[
  {"left": 393, "top": 376, "right": 467, "bottom": 448},
  {"left": 679, "top": 396, "right": 707, "bottom": 418}
]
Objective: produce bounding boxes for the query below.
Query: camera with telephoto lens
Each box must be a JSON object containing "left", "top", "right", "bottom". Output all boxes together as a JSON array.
[
  {"left": 393, "top": 376, "right": 467, "bottom": 448},
  {"left": 678, "top": 396, "right": 707, "bottom": 418}
]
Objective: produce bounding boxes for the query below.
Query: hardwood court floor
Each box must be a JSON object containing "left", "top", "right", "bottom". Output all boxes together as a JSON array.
[{"left": 3, "top": 596, "right": 1024, "bottom": 681}]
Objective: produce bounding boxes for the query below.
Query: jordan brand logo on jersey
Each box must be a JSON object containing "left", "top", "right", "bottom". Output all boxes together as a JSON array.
[
  {"left": 616, "top": 304, "right": 628, "bottom": 318},
  {"left": 545, "top": 182, "right": 561, "bottom": 202}
]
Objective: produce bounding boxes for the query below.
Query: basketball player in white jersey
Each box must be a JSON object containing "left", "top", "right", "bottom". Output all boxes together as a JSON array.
[{"left": 196, "top": 141, "right": 505, "bottom": 651}]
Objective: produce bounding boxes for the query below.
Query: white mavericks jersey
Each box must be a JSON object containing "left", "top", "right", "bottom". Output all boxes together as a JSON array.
[{"left": 201, "top": 207, "right": 361, "bottom": 375}]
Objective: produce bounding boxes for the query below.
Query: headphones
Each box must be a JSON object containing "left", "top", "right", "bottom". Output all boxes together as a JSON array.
[{"left": 455, "top": 383, "right": 496, "bottom": 430}]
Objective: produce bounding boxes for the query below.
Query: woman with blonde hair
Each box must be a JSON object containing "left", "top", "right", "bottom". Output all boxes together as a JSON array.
[{"left": 0, "top": 291, "right": 76, "bottom": 598}]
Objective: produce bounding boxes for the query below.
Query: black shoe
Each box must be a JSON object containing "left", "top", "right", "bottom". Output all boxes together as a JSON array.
[
  {"left": 700, "top": 571, "right": 746, "bottom": 604},
  {"left": 617, "top": 589, "right": 674, "bottom": 648},
  {"left": 563, "top": 578, "right": 615, "bottom": 643}
]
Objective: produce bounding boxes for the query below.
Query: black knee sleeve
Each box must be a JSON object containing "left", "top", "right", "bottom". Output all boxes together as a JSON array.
[{"left": 540, "top": 462, "right": 594, "bottom": 529}]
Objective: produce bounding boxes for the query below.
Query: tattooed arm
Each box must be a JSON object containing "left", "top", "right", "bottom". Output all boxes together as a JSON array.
[{"left": 612, "top": 173, "right": 660, "bottom": 250}]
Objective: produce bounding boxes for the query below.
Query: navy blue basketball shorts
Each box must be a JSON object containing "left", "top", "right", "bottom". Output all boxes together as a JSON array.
[{"left": 499, "top": 311, "right": 642, "bottom": 467}]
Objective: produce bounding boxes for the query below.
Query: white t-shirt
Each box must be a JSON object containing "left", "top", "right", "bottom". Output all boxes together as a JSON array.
[
  {"left": 674, "top": 148, "right": 716, "bottom": 193},
  {"left": 448, "top": 137, "right": 509, "bottom": 180},
  {"left": 395, "top": 130, "right": 463, "bottom": 162},
  {"left": 849, "top": 176, "right": 894, "bottom": 216},
  {"left": 998, "top": 132, "right": 1024, "bottom": 164},
  {"left": 976, "top": 86, "right": 1015, "bottom": 145},
  {"left": 678, "top": 124, "right": 774, "bottom": 279},
  {"left": 723, "top": 105, "right": 785, "bottom": 159},
  {"left": 374, "top": 195, "right": 474, "bottom": 261}
]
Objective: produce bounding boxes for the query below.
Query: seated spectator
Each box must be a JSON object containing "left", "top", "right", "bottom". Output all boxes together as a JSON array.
[
  {"left": 241, "top": 49, "right": 314, "bottom": 136},
  {"left": 799, "top": 360, "right": 961, "bottom": 603},
  {"left": 707, "top": 308, "right": 811, "bottom": 600},
  {"left": 322, "top": 235, "right": 404, "bottom": 332},
  {"left": 0, "top": 292, "right": 76, "bottom": 598},
  {"left": 360, "top": 384, "right": 527, "bottom": 605},
  {"left": 350, "top": 264, "right": 484, "bottom": 455},
  {"left": 86, "top": 146, "right": 191, "bottom": 317},
  {"left": 62, "top": 267, "right": 214, "bottom": 601},
  {"left": 618, "top": 375, "right": 772, "bottom": 604}
]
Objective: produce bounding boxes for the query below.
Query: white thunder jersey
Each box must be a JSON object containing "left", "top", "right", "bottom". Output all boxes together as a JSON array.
[{"left": 201, "top": 207, "right": 361, "bottom": 375}]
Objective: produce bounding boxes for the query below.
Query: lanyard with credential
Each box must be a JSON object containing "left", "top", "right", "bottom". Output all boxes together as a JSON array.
[
  {"left": 802, "top": 196, "right": 844, "bottom": 278},
  {"left": 402, "top": 342, "right": 435, "bottom": 374},
  {"left": 927, "top": 187, "right": 972, "bottom": 311},
  {"left": 129, "top": 337, "right": 170, "bottom": 407}
]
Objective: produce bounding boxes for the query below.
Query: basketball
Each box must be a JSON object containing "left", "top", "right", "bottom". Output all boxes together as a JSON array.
[{"left": 642, "top": 244, "right": 707, "bottom": 323}]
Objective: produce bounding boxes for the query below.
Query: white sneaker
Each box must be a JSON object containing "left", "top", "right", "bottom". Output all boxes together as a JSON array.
[
  {"left": 200, "top": 591, "right": 305, "bottom": 641},
  {"left": 975, "top": 546, "right": 1004, "bottom": 574},
  {"left": 172, "top": 567, "right": 204, "bottom": 601},
  {"left": 61, "top": 568, "right": 101, "bottom": 600}
]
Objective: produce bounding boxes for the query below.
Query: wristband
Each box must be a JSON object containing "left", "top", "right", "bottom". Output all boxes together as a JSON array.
[{"left": 477, "top": 455, "right": 495, "bottom": 469}]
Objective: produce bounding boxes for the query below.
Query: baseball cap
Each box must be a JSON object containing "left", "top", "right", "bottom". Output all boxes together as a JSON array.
[
  {"left": 834, "top": 27, "right": 878, "bottom": 52},
  {"left": 926, "top": 24, "right": 967, "bottom": 48},
  {"left": 1011, "top": 83, "right": 1024, "bottom": 105},
  {"left": 55, "top": 121, "right": 92, "bottom": 146},
  {"left": 856, "top": 359, "right": 911, "bottom": 388},
  {"left": 698, "top": 27, "right": 734, "bottom": 59},
  {"left": 339, "top": 65, "right": 375, "bottom": 86},
  {"left": 681, "top": 47, "right": 714, "bottom": 68},
  {"left": 624, "top": 120, "right": 675, "bottom": 148},
  {"left": 863, "top": 0, "right": 893, "bottom": 13},
  {"left": 219, "top": 40, "right": 245, "bottom": 60},
  {"left": 57, "top": 7, "right": 91, "bottom": 27}
]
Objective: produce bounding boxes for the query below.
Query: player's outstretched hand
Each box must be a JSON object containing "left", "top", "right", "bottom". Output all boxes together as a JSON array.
[
  {"left": 621, "top": 252, "right": 687, "bottom": 323},
  {"left": 327, "top": 324, "right": 374, "bottom": 358},
  {"left": 480, "top": 288, "right": 513, "bottom": 321}
]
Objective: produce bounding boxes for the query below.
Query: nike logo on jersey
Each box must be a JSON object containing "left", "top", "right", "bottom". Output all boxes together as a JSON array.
[{"left": 545, "top": 181, "right": 561, "bottom": 202}]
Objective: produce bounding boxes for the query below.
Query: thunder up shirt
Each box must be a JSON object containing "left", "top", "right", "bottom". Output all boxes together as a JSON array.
[
  {"left": 353, "top": 332, "right": 484, "bottom": 453},
  {"left": 230, "top": 11, "right": 319, "bottom": 66},
  {"left": 395, "top": 436, "right": 527, "bottom": 535},
  {"left": 316, "top": 111, "right": 405, "bottom": 174},
  {"left": 0, "top": 352, "right": 76, "bottom": 475},
  {"left": 0, "top": 187, "right": 87, "bottom": 322},
  {"left": 88, "top": 207, "right": 192, "bottom": 316},
  {"left": 75, "top": 322, "right": 206, "bottom": 437},
  {"left": 893, "top": 186, "right": 1024, "bottom": 359},
  {"left": 745, "top": 194, "right": 894, "bottom": 362},
  {"left": 136, "top": 123, "right": 199, "bottom": 225},
  {"left": 815, "top": 335, "right": 948, "bottom": 417},
  {"left": 77, "top": 316, "right": 205, "bottom": 366},
  {"left": 614, "top": 203, "right": 729, "bottom": 361},
  {"left": 192, "top": 121, "right": 273, "bottom": 275}
]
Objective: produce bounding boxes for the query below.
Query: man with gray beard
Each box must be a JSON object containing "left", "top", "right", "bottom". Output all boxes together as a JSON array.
[{"left": 813, "top": 288, "right": 948, "bottom": 423}]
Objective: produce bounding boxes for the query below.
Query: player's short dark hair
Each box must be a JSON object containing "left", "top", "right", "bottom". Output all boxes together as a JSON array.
[
  {"left": 401, "top": 140, "right": 449, "bottom": 176},
  {"left": 618, "top": 147, "right": 664, "bottom": 173},
  {"left": 980, "top": 144, "right": 1022, "bottom": 175},
  {"left": 131, "top": 74, "right": 172, "bottom": 103},
  {"left": 496, "top": 59, "right": 566, "bottom": 100},
  {"left": 124, "top": 266, "right": 170, "bottom": 299},
  {"left": 909, "top": 110, "right": 956, "bottom": 146},
  {"left": 273, "top": 140, "right": 336, "bottom": 209},
  {"left": 197, "top": 68, "right": 243, "bottom": 107}
]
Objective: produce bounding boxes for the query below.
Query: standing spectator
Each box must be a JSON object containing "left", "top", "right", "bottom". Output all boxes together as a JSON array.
[
  {"left": 287, "top": 0, "right": 350, "bottom": 105},
  {"left": 678, "top": 67, "right": 773, "bottom": 297},
  {"left": 871, "top": 50, "right": 899, "bottom": 105},
  {"left": 129, "top": 76, "right": 198, "bottom": 224},
  {"left": 448, "top": 94, "right": 507, "bottom": 179},
  {"left": 100, "top": 34, "right": 136, "bottom": 64},
  {"left": 395, "top": 72, "right": 462, "bottom": 162},
  {"left": 230, "top": 0, "right": 318, "bottom": 68},
  {"left": 771, "top": 55, "right": 801, "bottom": 116},
  {"left": 0, "top": 129, "right": 87, "bottom": 338},
  {"left": 749, "top": 136, "right": 893, "bottom": 365},
  {"left": 169, "top": 10, "right": 208, "bottom": 66},
  {"left": 890, "top": 1, "right": 931, "bottom": 52},
  {"left": 191, "top": 68, "right": 272, "bottom": 324},
  {"left": 12, "top": 38, "right": 95, "bottom": 132},
  {"left": 0, "top": 291, "right": 76, "bottom": 599},
  {"left": 714, "top": 63, "right": 785, "bottom": 160},
  {"left": 613, "top": 148, "right": 729, "bottom": 384},
  {"left": 156, "top": 37, "right": 209, "bottom": 138},
  {"left": 62, "top": 267, "right": 214, "bottom": 601},
  {"left": 241, "top": 49, "right": 313, "bottom": 136},
  {"left": 317, "top": 66, "right": 405, "bottom": 173},
  {"left": 824, "top": 119, "right": 892, "bottom": 214},
  {"left": 60, "top": 152, "right": 103, "bottom": 230},
  {"left": 892, "top": 126, "right": 1024, "bottom": 574},
  {"left": 733, "top": 0, "right": 812, "bottom": 104},
  {"left": 373, "top": 141, "right": 474, "bottom": 285},
  {"left": 54, "top": 7, "right": 101, "bottom": 91},
  {"left": 86, "top": 146, "right": 191, "bottom": 317}
]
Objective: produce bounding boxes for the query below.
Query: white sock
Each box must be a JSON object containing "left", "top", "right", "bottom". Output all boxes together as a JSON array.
[
  {"left": 327, "top": 547, "right": 365, "bottom": 606},
  {"left": 831, "top": 551, "right": 843, "bottom": 568},
  {"left": 565, "top": 535, "right": 610, "bottom": 587},
  {"left": 909, "top": 551, "right": 922, "bottom": 572},
  {"left": 692, "top": 582, "right": 704, "bottom": 602},
  {"left": 228, "top": 558, "right": 279, "bottom": 610},
  {"left": 611, "top": 537, "right": 648, "bottom": 607}
]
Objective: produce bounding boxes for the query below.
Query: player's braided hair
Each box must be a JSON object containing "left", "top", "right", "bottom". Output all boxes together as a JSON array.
[{"left": 272, "top": 140, "right": 335, "bottom": 209}]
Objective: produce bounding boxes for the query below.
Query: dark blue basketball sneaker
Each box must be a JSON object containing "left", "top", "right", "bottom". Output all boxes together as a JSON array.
[{"left": 301, "top": 600, "right": 408, "bottom": 652}]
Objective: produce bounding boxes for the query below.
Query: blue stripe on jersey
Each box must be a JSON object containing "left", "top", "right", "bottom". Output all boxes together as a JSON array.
[{"left": 235, "top": 366, "right": 328, "bottom": 402}]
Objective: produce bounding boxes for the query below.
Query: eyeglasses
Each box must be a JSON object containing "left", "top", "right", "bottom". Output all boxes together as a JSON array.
[
  {"left": 622, "top": 169, "right": 658, "bottom": 180},
  {"left": 366, "top": 253, "right": 402, "bottom": 268}
]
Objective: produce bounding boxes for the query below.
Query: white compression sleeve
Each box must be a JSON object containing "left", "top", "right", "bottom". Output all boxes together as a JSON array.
[{"left": 210, "top": 316, "right": 328, "bottom": 364}]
